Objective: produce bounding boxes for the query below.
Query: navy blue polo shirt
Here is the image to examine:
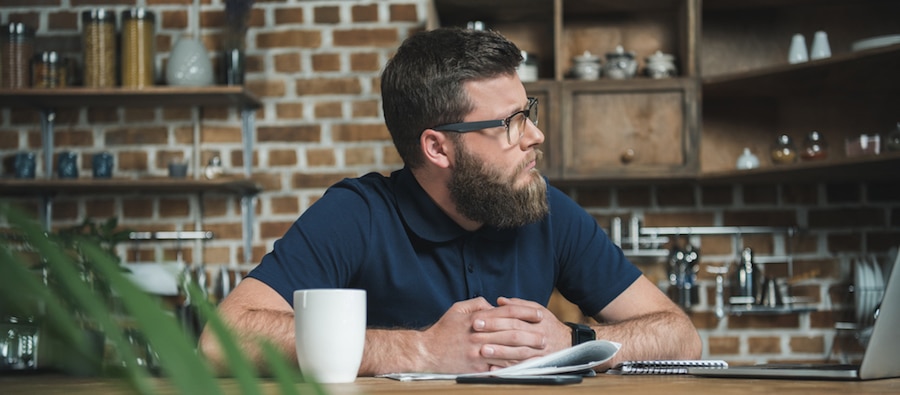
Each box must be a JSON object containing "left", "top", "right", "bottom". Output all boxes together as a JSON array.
[{"left": 248, "top": 167, "right": 641, "bottom": 328}]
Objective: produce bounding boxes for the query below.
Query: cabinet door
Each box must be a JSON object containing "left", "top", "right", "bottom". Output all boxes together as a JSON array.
[
  {"left": 560, "top": 80, "right": 697, "bottom": 179},
  {"left": 525, "top": 81, "right": 561, "bottom": 179}
]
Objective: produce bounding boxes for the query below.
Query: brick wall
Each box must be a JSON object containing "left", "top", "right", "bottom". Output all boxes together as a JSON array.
[{"left": 2, "top": 0, "right": 899, "bottom": 365}]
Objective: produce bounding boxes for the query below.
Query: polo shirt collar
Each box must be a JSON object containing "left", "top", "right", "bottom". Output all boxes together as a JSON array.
[{"left": 393, "top": 167, "right": 517, "bottom": 243}]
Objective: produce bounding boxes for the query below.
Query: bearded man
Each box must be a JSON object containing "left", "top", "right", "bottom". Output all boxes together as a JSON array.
[{"left": 199, "top": 27, "right": 701, "bottom": 376}]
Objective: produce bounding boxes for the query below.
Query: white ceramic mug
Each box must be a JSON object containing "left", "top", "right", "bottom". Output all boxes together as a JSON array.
[{"left": 293, "top": 289, "right": 366, "bottom": 383}]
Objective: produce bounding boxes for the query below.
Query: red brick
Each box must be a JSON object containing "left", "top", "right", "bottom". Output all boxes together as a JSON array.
[
  {"left": 701, "top": 185, "right": 733, "bottom": 205},
  {"left": 53, "top": 130, "right": 93, "bottom": 147},
  {"left": 296, "top": 78, "right": 362, "bottom": 95},
  {"left": 332, "top": 123, "right": 390, "bottom": 142},
  {"left": 723, "top": 210, "right": 798, "bottom": 227},
  {"left": 352, "top": 4, "right": 378, "bottom": 22},
  {"left": 790, "top": 336, "right": 825, "bottom": 354},
  {"left": 314, "top": 6, "right": 340, "bottom": 24},
  {"left": 708, "top": 336, "right": 740, "bottom": 355},
  {"left": 333, "top": 28, "right": 399, "bottom": 47},
  {"left": 617, "top": 186, "right": 652, "bottom": 207},
  {"left": 747, "top": 336, "right": 781, "bottom": 354},
  {"left": 312, "top": 53, "right": 341, "bottom": 72},
  {"left": 643, "top": 212, "right": 715, "bottom": 227},
  {"left": 808, "top": 208, "right": 884, "bottom": 228},
  {"left": 275, "top": 103, "right": 304, "bottom": 119},
  {"left": 246, "top": 79, "right": 286, "bottom": 98},
  {"left": 351, "top": 100, "right": 380, "bottom": 118},
  {"left": 159, "top": 198, "right": 191, "bottom": 217},
  {"left": 84, "top": 199, "right": 116, "bottom": 218},
  {"left": 118, "top": 150, "right": 149, "bottom": 171},
  {"left": 345, "top": 147, "right": 375, "bottom": 166},
  {"left": 268, "top": 149, "right": 297, "bottom": 166},
  {"left": 825, "top": 182, "right": 861, "bottom": 204},
  {"left": 306, "top": 149, "right": 336, "bottom": 167},
  {"left": 105, "top": 127, "right": 168, "bottom": 145},
  {"left": 160, "top": 9, "right": 188, "bottom": 29},
  {"left": 270, "top": 196, "right": 300, "bottom": 215},
  {"left": 782, "top": 183, "right": 818, "bottom": 205},
  {"left": 314, "top": 102, "right": 343, "bottom": 119},
  {"left": 257, "top": 125, "right": 320, "bottom": 143},
  {"left": 743, "top": 184, "right": 778, "bottom": 205},
  {"left": 204, "top": 222, "right": 243, "bottom": 240},
  {"left": 124, "top": 108, "right": 156, "bottom": 123},
  {"left": 47, "top": 11, "right": 78, "bottom": 30},
  {"left": 257, "top": 30, "right": 321, "bottom": 49},
  {"left": 389, "top": 4, "right": 417, "bottom": 22},
  {"left": 201, "top": 125, "right": 242, "bottom": 144},
  {"left": 350, "top": 52, "right": 381, "bottom": 72},
  {"left": 657, "top": 185, "right": 696, "bottom": 206},
  {"left": 292, "top": 172, "right": 356, "bottom": 189},
  {"left": 274, "top": 7, "right": 304, "bottom": 24},
  {"left": 274, "top": 53, "right": 302, "bottom": 73},
  {"left": 728, "top": 314, "right": 799, "bottom": 329},
  {"left": 122, "top": 198, "right": 154, "bottom": 219}
]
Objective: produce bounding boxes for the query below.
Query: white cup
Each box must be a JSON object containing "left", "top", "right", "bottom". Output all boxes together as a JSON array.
[
  {"left": 810, "top": 30, "right": 832, "bottom": 60},
  {"left": 788, "top": 33, "right": 809, "bottom": 64},
  {"left": 294, "top": 289, "right": 366, "bottom": 383}
]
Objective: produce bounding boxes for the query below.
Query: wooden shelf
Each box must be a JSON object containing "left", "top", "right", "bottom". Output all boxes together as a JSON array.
[
  {"left": 699, "top": 151, "right": 900, "bottom": 185},
  {"left": 0, "top": 86, "right": 262, "bottom": 109},
  {"left": 703, "top": 44, "right": 900, "bottom": 98},
  {"left": 0, "top": 177, "right": 261, "bottom": 196}
]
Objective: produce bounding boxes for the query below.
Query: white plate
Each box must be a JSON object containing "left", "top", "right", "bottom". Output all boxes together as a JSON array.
[
  {"left": 851, "top": 34, "right": 900, "bottom": 52},
  {"left": 854, "top": 258, "right": 867, "bottom": 325}
]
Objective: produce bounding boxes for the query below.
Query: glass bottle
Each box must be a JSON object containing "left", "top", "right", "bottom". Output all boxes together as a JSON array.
[
  {"left": 82, "top": 9, "right": 117, "bottom": 87},
  {"left": 800, "top": 130, "right": 828, "bottom": 161},
  {"left": 1, "top": 22, "right": 35, "bottom": 89},
  {"left": 770, "top": 134, "right": 798, "bottom": 165},
  {"left": 121, "top": 8, "right": 156, "bottom": 88}
]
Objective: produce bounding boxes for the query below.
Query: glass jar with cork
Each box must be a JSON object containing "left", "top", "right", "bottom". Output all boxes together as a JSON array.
[
  {"left": 121, "top": 8, "right": 156, "bottom": 88},
  {"left": 2, "top": 22, "right": 35, "bottom": 89},
  {"left": 82, "top": 8, "right": 117, "bottom": 87}
]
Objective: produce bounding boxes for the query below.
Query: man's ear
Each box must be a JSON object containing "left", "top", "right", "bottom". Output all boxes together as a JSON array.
[{"left": 420, "top": 129, "right": 453, "bottom": 169}]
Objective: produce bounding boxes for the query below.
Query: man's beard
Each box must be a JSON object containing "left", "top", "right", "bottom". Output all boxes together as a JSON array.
[{"left": 448, "top": 146, "right": 549, "bottom": 229}]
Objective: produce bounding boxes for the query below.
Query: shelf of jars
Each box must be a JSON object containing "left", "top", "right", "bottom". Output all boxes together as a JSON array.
[
  {"left": 0, "top": 86, "right": 261, "bottom": 110},
  {"left": 703, "top": 44, "right": 900, "bottom": 97},
  {"left": 699, "top": 150, "right": 900, "bottom": 185},
  {"left": 0, "top": 177, "right": 262, "bottom": 197}
]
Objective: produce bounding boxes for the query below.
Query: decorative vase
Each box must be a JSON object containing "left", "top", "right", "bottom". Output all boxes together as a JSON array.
[{"left": 166, "top": 36, "right": 214, "bottom": 86}]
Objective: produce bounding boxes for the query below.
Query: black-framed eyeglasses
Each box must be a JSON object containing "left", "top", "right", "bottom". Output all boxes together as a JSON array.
[{"left": 432, "top": 97, "right": 538, "bottom": 145}]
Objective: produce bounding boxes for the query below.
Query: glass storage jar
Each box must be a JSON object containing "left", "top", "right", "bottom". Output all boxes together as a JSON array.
[
  {"left": 31, "top": 51, "right": 67, "bottom": 88},
  {"left": 82, "top": 9, "right": 117, "bottom": 87},
  {"left": 121, "top": 8, "right": 155, "bottom": 88},
  {"left": 770, "top": 134, "right": 798, "bottom": 165},
  {"left": 800, "top": 130, "right": 828, "bottom": 161},
  {"left": 2, "top": 22, "right": 34, "bottom": 89}
]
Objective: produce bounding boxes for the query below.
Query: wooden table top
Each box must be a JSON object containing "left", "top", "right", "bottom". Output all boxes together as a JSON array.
[{"left": 2, "top": 374, "right": 899, "bottom": 395}]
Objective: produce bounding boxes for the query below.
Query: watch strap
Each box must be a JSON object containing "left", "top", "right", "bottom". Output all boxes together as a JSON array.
[{"left": 564, "top": 322, "right": 596, "bottom": 346}]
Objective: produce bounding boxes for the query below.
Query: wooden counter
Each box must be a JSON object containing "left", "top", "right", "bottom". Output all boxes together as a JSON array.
[{"left": 2, "top": 374, "right": 898, "bottom": 395}]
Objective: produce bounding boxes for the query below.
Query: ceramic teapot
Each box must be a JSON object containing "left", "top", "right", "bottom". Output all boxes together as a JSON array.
[{"left": 603, "top": 45, "right": 637, "bottom": 80}]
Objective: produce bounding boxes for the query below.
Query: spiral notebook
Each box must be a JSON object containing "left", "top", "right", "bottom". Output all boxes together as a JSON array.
[{"left": 608, "top": 360, "right": 728, "bottom": 375}]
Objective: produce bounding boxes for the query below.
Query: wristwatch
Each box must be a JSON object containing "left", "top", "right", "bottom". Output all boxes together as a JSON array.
[{"left": 564, "top": 322, "right": 596, "bottom": 346}]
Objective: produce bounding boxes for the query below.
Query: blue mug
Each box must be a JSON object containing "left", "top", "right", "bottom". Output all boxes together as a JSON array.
[
  {"left": 57, "top": 151, "right": 78, "bottom": 179},
  {"left": 92, "top": 152, "right": 114, "bottom": 178},
  {"left": 14, "top": 152, "right": 36, "bottom": 179}
]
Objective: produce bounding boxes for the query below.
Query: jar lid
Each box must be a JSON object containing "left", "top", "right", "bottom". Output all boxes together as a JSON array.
[
  {"left": 122, "top": 8, "right": 155, "bottom": 21},
  {"left": 33, "top": 51, "right": 61, "bottom": 64},
  {"left": 520, "top": 50, "right": 538, "bottom": 62},
  {"left": 3, "top": 22, "right": 35, "bottom": 38},
  {"left": 776, "top": 134, "right": 793, "bottom": 145},
  {"left": 82, "top": 8, "right": 116, "bottom": 23}
]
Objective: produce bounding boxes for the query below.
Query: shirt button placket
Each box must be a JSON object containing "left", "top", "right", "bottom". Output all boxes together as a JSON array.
[{"left": 462, "top": 237, "right": 480, "bottom": 299}]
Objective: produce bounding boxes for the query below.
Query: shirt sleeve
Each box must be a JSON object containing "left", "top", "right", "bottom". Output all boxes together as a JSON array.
[
  {"left": 547, "top": 186, "right": 642, "bottom": 317},
  {"left": 247, "top": 179, "right": 374, "bottom": 306}
]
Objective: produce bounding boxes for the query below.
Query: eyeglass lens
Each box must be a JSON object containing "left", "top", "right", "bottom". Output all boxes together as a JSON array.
[{"left": 509, "top": 99, "right": 538, "bottom": 143}]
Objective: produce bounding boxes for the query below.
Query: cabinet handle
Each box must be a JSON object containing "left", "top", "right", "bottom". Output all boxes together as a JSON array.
[{"left": 620, "top": 148, "right": 636, "bottom": 164}]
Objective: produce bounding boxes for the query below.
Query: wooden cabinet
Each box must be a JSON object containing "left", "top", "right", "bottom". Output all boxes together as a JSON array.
[
  {"left": 429, "top": 0, "right": 700, "bottom": 182},
  {"left": 429, "top": 0, "right": 900, "bottom": 184}
]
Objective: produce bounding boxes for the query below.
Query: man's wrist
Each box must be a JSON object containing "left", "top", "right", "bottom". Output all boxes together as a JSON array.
[{"left": 564, "top": 322, "right": 596, "bottom": 346}]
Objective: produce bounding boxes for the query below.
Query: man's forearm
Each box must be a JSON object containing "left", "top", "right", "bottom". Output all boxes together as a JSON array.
[
  {"left": 592, "top": 310, "right": 701, "bottom": 365},
  {"left": 199, "top": 306, "right": 296, "bottom": 376},
  {"left": 359, "top": 328, "right": 427, "bottom": 376}
]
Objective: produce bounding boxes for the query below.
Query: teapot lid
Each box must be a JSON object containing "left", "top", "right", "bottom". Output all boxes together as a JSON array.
[
  {"left": 573, "top": 50, "right": 599, "bottom": 62},
  {"left": 606, "top": 45, "right": 634, "bottom": 59},
  {"left": 646, "top": 50, "right": 674, "bottom": 62}
]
